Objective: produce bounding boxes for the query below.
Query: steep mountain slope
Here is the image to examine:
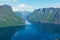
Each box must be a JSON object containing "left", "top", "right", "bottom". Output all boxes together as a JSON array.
[
  {"left": 14, "top": 11, "right": 32, "bottom": 18},
  {"left": 29, "top": 8, "right": 60, "bottom": 24},
  {"left": 14, "top": 12, "right": 23, "bottom": 18},
  {"left": 0, "top": 5, "right": 25, "bottom": 27},
  {"left": 14, "top": 11, "right": 32, "bottom": 24}
]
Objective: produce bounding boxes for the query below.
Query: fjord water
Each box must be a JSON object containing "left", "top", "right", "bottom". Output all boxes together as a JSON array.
[
  {"left": 11, "top": 12, "right": 60, "bottom": 40},
  {"left": 12, "top": 19, "right": 60, "bottom": 40}
]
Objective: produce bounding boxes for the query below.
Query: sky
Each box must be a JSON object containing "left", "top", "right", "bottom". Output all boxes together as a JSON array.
[{"left": 0, "top": 0, "right": 60, "bottom": 11}]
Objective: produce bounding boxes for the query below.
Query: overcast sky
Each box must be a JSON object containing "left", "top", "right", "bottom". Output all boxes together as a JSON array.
[{"left": 0, "top": 0, "right": 60, "bottom": 11}]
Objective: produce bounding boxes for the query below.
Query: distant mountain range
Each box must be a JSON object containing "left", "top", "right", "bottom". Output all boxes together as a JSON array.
[
  {"left": 0, "top": 4, "right": 60, "bottom": 26},
  {"left": 14, "top": 11, "right": 32, "bottom": 19},
  {"left": 0, "top": 5, "right": 25, "bottom": 27},
  {"left": 29, "top": 8, "right": 60, "bottom": 24}
]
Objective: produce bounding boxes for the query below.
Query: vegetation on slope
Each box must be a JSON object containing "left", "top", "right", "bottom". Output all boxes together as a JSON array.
[{"left": 0, "top": 5, "right": 25, "bottom": 27}]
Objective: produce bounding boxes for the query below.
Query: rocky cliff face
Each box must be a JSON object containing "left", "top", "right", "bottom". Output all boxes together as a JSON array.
[
  {"left": 0, "top": 5, "right": 25, "bottom": 27},
  {"left": 29, "top": 8, "right": 60, "bottom": 24}
]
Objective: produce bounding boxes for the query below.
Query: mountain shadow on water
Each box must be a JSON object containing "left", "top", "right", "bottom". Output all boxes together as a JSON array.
[
  {"left": 0, "top": 5, "right": 25, "bottom": 40},
  {"left": 12, "top": 23, "right": 60, "bottom": 40}
]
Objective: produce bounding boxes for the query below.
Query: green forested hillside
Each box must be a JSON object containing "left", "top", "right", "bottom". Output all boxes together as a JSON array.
[{"left": 0, "top": 5, "right": 25, "bottom": 27}]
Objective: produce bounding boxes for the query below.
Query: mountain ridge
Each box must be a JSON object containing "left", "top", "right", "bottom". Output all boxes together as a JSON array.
[
  {"left": 0, "top": 5, "right": 25, "bottom": 27},
  {"left": 29, "top": 7, "right": 60, "bottom": 24}
]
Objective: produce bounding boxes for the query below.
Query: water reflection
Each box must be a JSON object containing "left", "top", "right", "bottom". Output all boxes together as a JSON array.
[
  {"left": 12, "top": 23, "right": 60, "bottom": 40},
  {"left": 25, "top": 19, "right": 31, "bottom": 24}
]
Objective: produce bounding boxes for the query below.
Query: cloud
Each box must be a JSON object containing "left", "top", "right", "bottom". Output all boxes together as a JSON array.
[
  {"left": 18, "top": 4, "right": 26, "bottom": 8},
  {"left": 27, "top": 6, "right": 33, "bottom": 8},
  {"left": 16, "top": 4, "right": 33, "bottom": 9},
  {"left": 0, "top": 0, "right": 18, "bottom": 3},
  {"left": 12, "top": 4, "right": 33, "bottom": 11},
  {"left": 44, "top": 4, "right": 60, "bottom": 8},
  {"left": 12, "top": 0, "right": 18, "bottom": 2},
  {"left": 0, "top": 0, "right": 10, "bottom": 2},
  {"left": 0, "top": 3, "right": 4, "bottom": 6}
]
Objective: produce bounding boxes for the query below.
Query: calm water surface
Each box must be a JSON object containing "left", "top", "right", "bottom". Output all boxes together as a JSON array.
[{"left": 12, "top": 23, "right": 60, "bottom": 40}]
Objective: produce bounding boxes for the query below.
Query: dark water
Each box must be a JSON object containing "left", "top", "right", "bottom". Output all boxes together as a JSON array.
[
  {"left": 0, "top": 25, "right": 25, "bottom": 40},
  {"left": 11, "top": 12, "right": 60, "bottom": 40},
  {"left": 11, "top": 23, "right": 60, "bottom": 40}
]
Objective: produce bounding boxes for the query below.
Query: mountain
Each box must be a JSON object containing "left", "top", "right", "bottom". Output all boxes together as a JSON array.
[
  {"left": 0, "top": 5, "right": 25, "bottom": 27},
  {"left": 21, "top": 11, "right": 32, "bottom": 16},
  {"left": 14, "top": 11, "right": 32, "bottom": 19},
  {"left": 28, "top": 8, "right": 60, "bottom": 24},
  {"left": 14, "top": 11, "right": 23, "bottom": 18}
]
